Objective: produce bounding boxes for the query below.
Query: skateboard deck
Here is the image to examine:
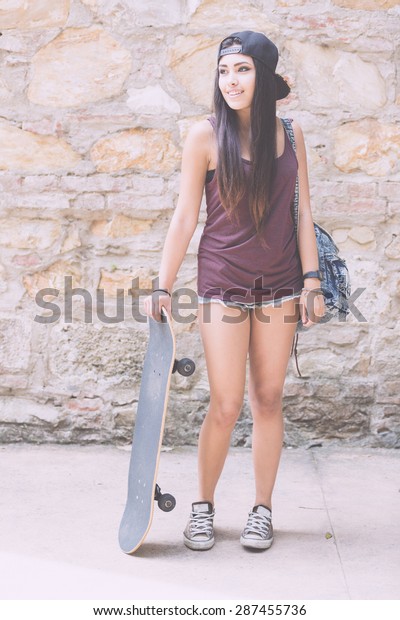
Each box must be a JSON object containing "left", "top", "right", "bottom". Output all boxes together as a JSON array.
[{"left": 118, "top": 310, "right": 194, "bottom": 554}]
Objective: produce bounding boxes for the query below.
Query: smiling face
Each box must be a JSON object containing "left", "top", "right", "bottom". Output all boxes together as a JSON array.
[{"left": 218, "top": 53, "right": 256, "bottom": 112}]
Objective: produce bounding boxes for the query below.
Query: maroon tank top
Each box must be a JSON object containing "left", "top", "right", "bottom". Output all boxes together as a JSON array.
[{"left": 197, "top": 117, "right": 303, "bottom": 304}]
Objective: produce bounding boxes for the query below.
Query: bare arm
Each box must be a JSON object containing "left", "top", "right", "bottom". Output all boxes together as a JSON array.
[
  {"left": 292, "top": 120, "right": 325, "bottom": 326},
  {"left": 145, "top": 120, "right": 212, "bottom": 319}
]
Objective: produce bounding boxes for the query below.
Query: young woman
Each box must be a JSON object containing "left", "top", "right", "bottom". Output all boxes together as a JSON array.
[{"left": 144, "top": 31, "right": 325, "bottom": 551}]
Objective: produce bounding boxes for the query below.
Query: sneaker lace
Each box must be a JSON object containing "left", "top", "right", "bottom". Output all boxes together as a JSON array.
[
  {"left": 243, "top": 511, "right": 271, "bottom": 537},
  {"left": 189, "top": 511, "right": 214, "bottom": 536}
]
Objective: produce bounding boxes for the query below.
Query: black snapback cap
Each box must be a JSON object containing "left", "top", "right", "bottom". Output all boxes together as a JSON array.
[{"left": 218, "top": 30, "right": 290, "bottom": 101}]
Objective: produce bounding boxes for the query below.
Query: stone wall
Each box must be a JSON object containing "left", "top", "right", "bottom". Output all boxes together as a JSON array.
[{"left": 0, "top": 0, "right": 399, "bottom": 447}]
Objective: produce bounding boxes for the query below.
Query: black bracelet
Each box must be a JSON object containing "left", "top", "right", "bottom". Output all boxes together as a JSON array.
[
  {"left": 303, "top": 270, "right": 322, "bottom": 280},
  {"left": 152, "top": 288, "right": 171, "bottom": 297}
]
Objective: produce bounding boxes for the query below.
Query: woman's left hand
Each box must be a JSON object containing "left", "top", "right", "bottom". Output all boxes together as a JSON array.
[{"left": 300, "top": 288, "right": 326, "bottom": 328}]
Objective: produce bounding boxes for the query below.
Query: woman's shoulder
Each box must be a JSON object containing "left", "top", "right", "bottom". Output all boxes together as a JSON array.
[
  {"left": 183, "top": 117, "right": 215, "bottom": 163},
  {"left": 281, "top": 117, "right": 305, "bottom": 151},
  {"left": 287, "top": 118, "right": 304, "bottom": 140},
  {"left": 280, "top": 116, "right": 303, "bottom": 132},
  {"left": 186, "top": 117, "right": 214, "bottom": 142}
]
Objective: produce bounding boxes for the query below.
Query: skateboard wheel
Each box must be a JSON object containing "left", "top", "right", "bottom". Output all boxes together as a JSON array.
[
  {"left": 158, "top": 493, "right": 176, "bottom": 512},
  {"left": 175, "top": 358, "right": 195, "bottom": 377}
]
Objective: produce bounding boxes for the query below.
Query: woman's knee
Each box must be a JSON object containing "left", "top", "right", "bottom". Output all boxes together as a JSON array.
[
  {"left": 208, "top": 397, "right": 243, "bottom": 429},
  {"left": 249, "top": 385, "right": 283, "bottom": 417}
]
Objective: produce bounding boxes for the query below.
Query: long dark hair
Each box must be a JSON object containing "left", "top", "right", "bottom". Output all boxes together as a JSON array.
[{"left": 213, "top": 52, "right": 277, "bottom": 231}]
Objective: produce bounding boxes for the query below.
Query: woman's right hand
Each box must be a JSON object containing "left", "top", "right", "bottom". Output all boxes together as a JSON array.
[{"left": 143, "top": 291, "right": 172, "bottom": 322}]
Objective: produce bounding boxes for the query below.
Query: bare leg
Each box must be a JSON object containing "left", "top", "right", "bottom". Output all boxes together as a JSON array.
[
  {"left": 197, "top": 302, "right": 250, "bottom": 505},
  {"left": 248, "top": 299, "right": 299, "bottom": 509}
]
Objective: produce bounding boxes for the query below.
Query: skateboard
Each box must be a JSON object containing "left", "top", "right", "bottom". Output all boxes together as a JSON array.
[{"left": 118, "top": 309, "right": 195, "bottom": 554}]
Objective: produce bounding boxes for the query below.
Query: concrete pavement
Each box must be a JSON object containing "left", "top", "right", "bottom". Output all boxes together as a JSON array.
[{"left": 0, "top": 444, "right": 399, "bottom": 600}]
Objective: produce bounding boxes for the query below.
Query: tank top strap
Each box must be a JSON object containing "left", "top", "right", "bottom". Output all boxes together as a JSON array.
[{"left": 207, "top": 115, "right": 216, "bottom": 130}]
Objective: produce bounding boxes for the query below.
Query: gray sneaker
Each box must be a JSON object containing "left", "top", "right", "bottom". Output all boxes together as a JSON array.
[
  {"left": 240, "top": 505, "right": 274, "bottom": 550},
  {"left": 183, "top": 501, "right": 215, "bottom": 550}
]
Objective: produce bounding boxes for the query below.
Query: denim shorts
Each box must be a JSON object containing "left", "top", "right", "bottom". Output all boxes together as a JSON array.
[{"left": 198, "top": 291, "right": 302, "bottom": 310}]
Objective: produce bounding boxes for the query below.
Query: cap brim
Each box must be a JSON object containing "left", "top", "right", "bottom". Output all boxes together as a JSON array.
[{"left": 275, "top": 74, "right": 290, "bottom": 100}]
